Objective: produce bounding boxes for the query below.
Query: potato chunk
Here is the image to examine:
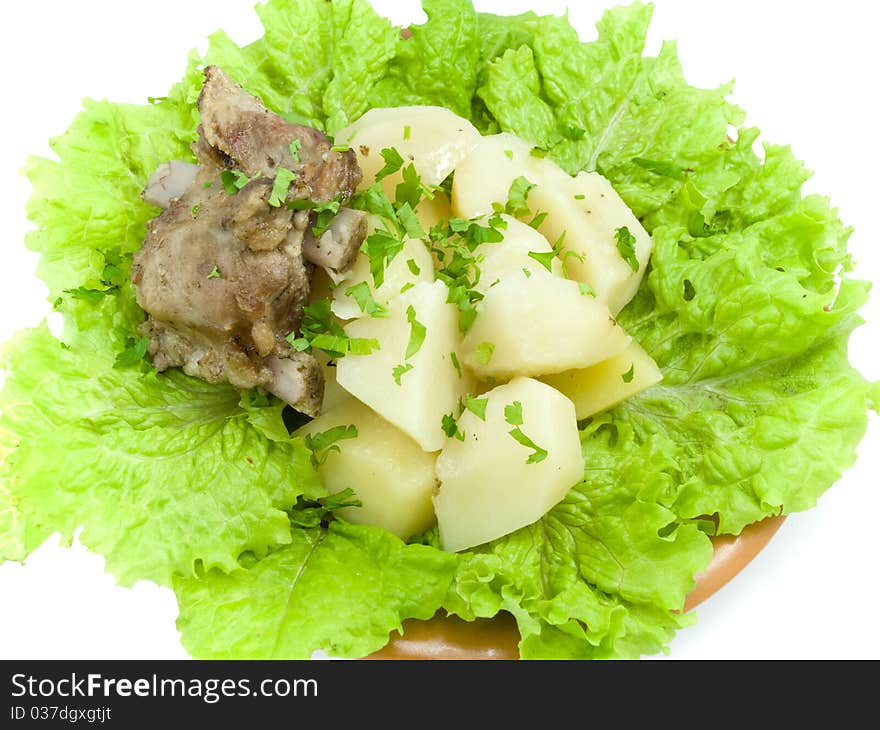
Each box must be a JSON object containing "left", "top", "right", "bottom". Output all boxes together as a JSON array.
[
  {"left": 336, "top": 106, "right": 481, "bottom": 191},
  {"left": 332, "top": 236, "right": 435, "bottom": 320},
  {"left": 433, "top": 377, "right": 583, "bottom": 552},
  {"left": 299, "top": 399, "right": 437, "bottom": 540},
  {"left": 471, "top": 214, "right": 561, "bottom": 295},
  {"left": 461, "top": 270, "right": 631, "bottom": 379},
  {"left": 451, "top": 133, "right": 563, "bottom": 219},
  {"left": 542, "top": 340, "right": 663, "bottom": 420},
  {"left": 336, "top": 280, "right": 474, "bottom": 452},
  {"left": 528, "top": 171, "right": 653, "bottom": 315}
]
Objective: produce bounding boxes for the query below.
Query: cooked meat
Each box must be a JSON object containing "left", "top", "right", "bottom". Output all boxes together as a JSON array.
[
  {"left": 142, "top": 160, "right": 200, "bottom": 208},
  {"left": 197, "top": 65, "right": 362, "bottom": 202},
  {"left": 302, "top": 208, "right": 369, "bottom": 275},
  {"left": 131, "top": 67, "right": 368, "bottom": 416}
]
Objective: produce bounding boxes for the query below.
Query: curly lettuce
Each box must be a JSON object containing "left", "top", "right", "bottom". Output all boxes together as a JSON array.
[{"left": 1, "top": 0, "right": 874, "bottom": 659}]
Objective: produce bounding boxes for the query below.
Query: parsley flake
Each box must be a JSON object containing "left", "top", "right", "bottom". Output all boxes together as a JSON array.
[
  {"left": 304, "top": 425, "right": 358, "bottom": 465},
  {"left": 464, "top": 396, "right": 489, "bottom": 421},
  {"left": 450, "top": 351, "right": 462, "bottom": 378},
  {"left": 392, "top": 363, "right": 414, "bottom": 385},
  {"left": 404, "top": 305, "right": 427, "bottom": 360},
  {"left": 289, "top": 138, "right": 302, "bottom": 163},
  {"left": 269, "top": 167, "right": 297, "bottom": 207},
  {"left": 207, "top": 265, "right": 222, "bottom": 280},
  {"left": 474, "top": 341, "right": 495, "bottom": 366},
  {"left": 113, "top": 337, "right": 150, "bottom": 369},
  {"left": 376, "top": 147, "right": 405, "bottom": 181},
  {"left": 528, "top": 250, "right": 557, "bottom": 272},
  {"left": 220, "top": 169, "right": 250, "bottom": 194},
  {"left": 622, "top": 364, "right": 635, "bottom": 383},
  {"left": 344, "top": 282, "right": 387, "bottom": 318},
  {"left": 615, "top": 227, "right": 640, "bottom": 272},
  {"left": 441, "top": 413, "right": 465, "bottom": 441}
]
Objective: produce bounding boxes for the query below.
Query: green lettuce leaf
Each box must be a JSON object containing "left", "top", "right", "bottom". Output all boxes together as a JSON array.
[
  {"left": 0, "top": 325, "right": 323, "bottom": 586},
  {"left": 174, "top": 520, "right": 457, "bottom": 659},
  {"left": 370, "top": 0, "right": 480, "bottom": 119}
]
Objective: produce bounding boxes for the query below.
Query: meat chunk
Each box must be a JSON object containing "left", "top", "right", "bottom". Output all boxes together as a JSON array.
[
  {"left": 131, "top": 67, "right": 367, "bottom": 416},
  {"left": 197, "top": 65, "right": 362, "bottom": 202}
]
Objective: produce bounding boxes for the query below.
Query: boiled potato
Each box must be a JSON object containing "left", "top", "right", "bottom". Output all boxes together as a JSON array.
[
  {"left": 298, "top": 399, "right": 437, "bottom": 540},
  {"left": 528, "top": 171, "right": 653, "bottom": 315},
  {"left": 451, "top": 133, "right": 565, "bottom": 219},
  {"left": 332, "top": 236, "right": 435, "bottom": 320},
  {"left": 313, "top": 352, "right": 351, "bottom": 413},
  {"left": 336, "top": 106, "right": 481, "bottom": 192},
  {"left": 417, "top": 191, "right": 453, "bottom": 232},
  {"left": 471, "top": 214, "right": 561, "bottom": 295},
  {"left": 336, "top": 280, "right": 474, "bottom": 452},
  {"left": 433, "top": 377, "right": 583, "bottom": 552},
  {"left": 461, "top": 270, "right": 631, "bottom": 379},
  {"left": 542, "top": 339, "right": 663, "bottom": 420}
]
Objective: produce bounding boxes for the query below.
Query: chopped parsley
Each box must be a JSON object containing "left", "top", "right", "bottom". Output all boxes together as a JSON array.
[
  {"left": 403, "top": 124, "right": 411, "bottom": 141},
  {"left": 344, "top": 282, "right": 387, "bottom": 318},
  {"left": 268, "top": 167, "right": 297, "bottom": 207},
  {"left": 362, "top": 230, "right": 406, "bottom": 288},
  {"left": 504, "top": 149, "right": 514, "bottom": 160},
  {"left": 330, "top": 144, "right": 350, "bottom": 153},
  {"left": 304, "top": 425, "right": 358, "bottom": 465},
  {"left": 113, "top": 336, "right": 150, "bottom": 369},
  {"left": 615, "top": 226, "right": 640, "bottom": 272},
  {"left": 392, "top": 363, "right": 414, "bottom": 385},
  {"left": 289, "top": 488, "right": 362, "bottom": 529},
  {"left": 207, "top": 265, "right": 222, "bottom": 279},
  {"left": 396, "top": 202, "right": 426, "bottom": 239},
  {"left": 475, "top": 341, "right": 495, "bottom": 366},
  {"left": 502, "top": 176, "right": 536, "bottom": 217},
  {"left": 622, "top": 364, "right": 635, "bottom": 383},
  {"left": 375, "top": 147, "right": 405, "bottom": 181},
  {"left": 463, "top": 396, "right": 489, "bottom": 421},
  {"left": 504, "top": 401, "right": 547, "bottom": 464},
  {"left": 406, "top": 258, "right": 421, "bottom": 276},
  {"left": 508, "top": 428, "right": 549, "bottom": 464},
  {"left": 220, "top": 169, "right": 251, "bottom": 194},
  {"left": 190, "top": 203, "right": 202, "bottom": 218},
  {"left": 578, "top": 282, "right": 596, "bottom": 297},
  {"left": 527, "top": 250, "right": 557, "bottom": 272},
  {"left": 441, "top": 413, "right": 464, "bottom": 441},
  {"left": 450, "top": 351, "right": 462, "bottom": 378},
  {"left": 504, "top": 401, "right": 524, "bottom": 426},
  {"left": 289, "top": 138, "right": 302, "bottom": 163},
  {"left": 286, "top": 299, "right": 379, "bottom": 359},
  {"left": 574, "top": 194, "right": 586, "bottom": 201},
  {"left": 404, "top": 305, "right": 427, "bottom": 360}
]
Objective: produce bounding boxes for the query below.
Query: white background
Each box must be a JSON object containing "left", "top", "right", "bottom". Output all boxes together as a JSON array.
[{"left": 0, "top": 0, "right": 877, "bottom": 660}]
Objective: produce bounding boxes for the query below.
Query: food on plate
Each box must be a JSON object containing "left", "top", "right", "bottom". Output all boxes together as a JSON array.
[{"left": 1, "top": 0, "right": 876, "bottom": 661}]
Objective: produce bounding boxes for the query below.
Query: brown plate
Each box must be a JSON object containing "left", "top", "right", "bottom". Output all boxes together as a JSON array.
[{"left": 368, "top": 515, "right": 786, "bottom": 659}]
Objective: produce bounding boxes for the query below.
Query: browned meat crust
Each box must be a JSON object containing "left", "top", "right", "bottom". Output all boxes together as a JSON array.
[{"left": 132, "top": 67, "right": 369, "bottom": 416}]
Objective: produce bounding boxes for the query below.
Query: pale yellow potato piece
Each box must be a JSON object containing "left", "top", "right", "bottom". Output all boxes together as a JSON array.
[
  {"left": 298, "top": 399, "right": 437, "bottom": 540},
  {"left": 542, "top": 340, "right": 663, "bottom": 420},
  {"left": 471, "top": 214, "right": 562, "bottom": 295},
  {"left": 433, "top": 377, "right": 583, "bottom": 552},
  {"left": 417, "top": 191, "right": 453, "bottom": 232},
  {"left": 451, "top": 133, "right": 563, "bottom": 219},
  {"left": 315, "top": 353, "right": 350, "bottom": 414},
  {"left": 461, "top": 270, "right": 631, "bottom": 379},
  {"left": 332, "top": 237, "right": 435, "bottom": 320},
  {"left": 528, "top": 171, "right": 653, "bottom": 315},
  {"left": 336, "top": 106, "right": 480, "bottom": 192},
  {"left": 336, "top": 280, "right": 474, "bottom": 452}
]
